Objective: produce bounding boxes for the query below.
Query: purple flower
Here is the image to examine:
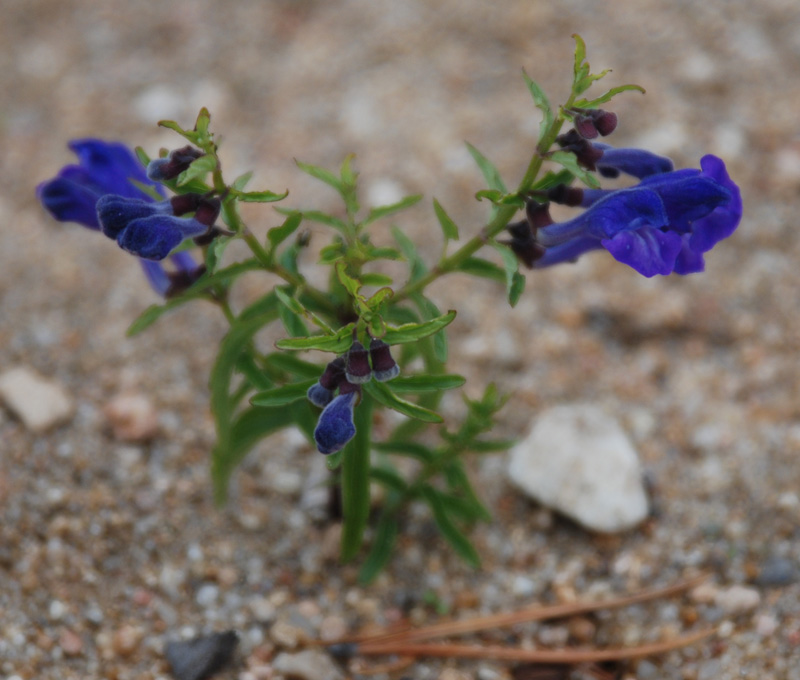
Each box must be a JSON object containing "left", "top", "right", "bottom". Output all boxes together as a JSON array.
[
  {"left": 595, "top": 143, "right": 674, "bottom": 179},
  {"left": 38, "top": 139, "right": 201, "bottom": 293},
  {"left": 96, "top": 195, "right": 207, "bottom": 260},
  {"left": 533, "top": 155, "right": 741, "bottom": 277},
  {"left": 314, "top": 392, "right": 358, "bottom": 455}
]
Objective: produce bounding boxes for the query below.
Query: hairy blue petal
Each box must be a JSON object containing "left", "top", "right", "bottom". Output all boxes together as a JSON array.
[
  {"left": 117, "top": 215, "right": 207, "bottom": 260},
  {"left": 97, "top": 195, "right": 172, "bottom": 238},
  {"left": 36, "top": 177, "right": 104, "bottom": 229},
  {"left": 67, "top": 139, "right": 161, "bottom": 199},
  {"left": 307, "top": 382, "right": 335, "bottom": 408},
  {"left": 532, "top": 236, "right": 604, "bottom": 269},
  {"left": 538, "top": 188, "right": 668, "bottom": 245},
  {"left": 595, "top": 144, "right": 674, "bottom": 179},
  {"left": 673, "top": 236, "right": 706, "bottom": 275},
  {"left": 314, "top": 392, "right": 358, "bottom": 455},
  {"left": 602, "top": 226, "right": 683, "bottom": 277},
  {"left": 688, "top": 155, "right": 742, "bottom": 253}
]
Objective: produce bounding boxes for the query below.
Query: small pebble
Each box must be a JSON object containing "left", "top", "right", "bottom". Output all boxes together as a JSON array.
[
  {"left": 272, "top": 650, "right": 344, "bottom": 680},
  {"left": 0, "top": 366, "right": 75, "bottom": 431},
  {"left": 715, "top": 585, "right": 761, "bottom": 615},
  {"left": 59, "top": 629, "right": 83, "bottom": 656},
  {"left": 755, "top": 613, "right": 778, "bottom": 637},
  {"left": 196, "top": 583, "right": 220, "bottom": 608},
  {"left": 756, "top": 557, "right": 798, "bottom": 587},
  {"left": 104, "top": 392, "right": 159, "bottom": 441},
  {"left": 112, "top": 625, "right": 143, "bottom": 657},
  {"left": 319, "top": 615, "right": 348, "bottom": 642}
]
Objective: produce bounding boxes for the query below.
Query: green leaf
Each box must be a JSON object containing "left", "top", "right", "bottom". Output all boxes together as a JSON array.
[
  {"left": 364, "top": 381, "right": 443, "bottom": 423},
  {"left": 432, "top": 198, "right": 459, "bottom": 241},
  {"left": 295, "top": 158, "right": 343, "bottom": 193},
  {"left": 268, "top": 212, "right": 303, "bottom": 249},
  {"left": 335, "top": 261, "right": 362, "bottom": 299},
  {"left": 572, "top": 33, "right": 588, "bottom": 80},
  {"left": 456, "top": 257, "right": 505, "bottom": 282},
  {"left": 574, "top": 83, "right": 646, "bottom": 108},
  {"left": 475, "top": 189, "right": 525, "bottom": 208},
  {"left": 177, "top": 154, "right": 218, "bottom": 186},
  {"left": 358, "top": 511, "right": 399, "bottom": 584},
  {"left": 276, "top": 288, "right": 310, "bottom": 338},
  {"left": 366, "top": 286, "right": 393, "bottom": 311},
  {"left": 392, "top": 225, "right": 428, "bottom": 282},
  {"left": 382, "top": 310, "right": 456, "bottom": 345},
  {"left": 262, "top": 352, "right": 322, "bottom": 379},
  {"left": 369, "top": 466, "right": 408, "bottom": 493},
  {"left": 548, "top": 150, "right": 601, "bottom": 189},
  {"left": 276, "top": 208, "right": 347, "bottom": 233},
  {"left": 236, "top": 354, "right": 273, "bottom": 391},
  {"left": 411, "top": 295, "right": 448, "bottom": 363},
  {"left": 134, "top": 146, "right": 151, "bottom": 168},
  {"left": 531, "top": 168, "right": 575, "bottom": 191},
  {"left": 388, "top": 374, "right": 466, "bottom": 393},
  {"left": 420, "top": 485, "right": 481, "bottom": 568},
  {"left": 236, "top": 189, "right": 289, "bottom": 203},
  {"left": 194, "top": 107, "right": 211, "bottom": 138},
  {"left": 250, "top": 379, "right": 316, "bottom": 407},
  {"left": 365, "top": 246, "right": 403, "bottom": 261},
  {"left": 491, "top": 242, "right": 526, "bottom": 307},
  {"left": 373, "top": 440, "right": 436, "bottom": 463},
  {"left": 231, "top": 171, "right": 253, "bottom": 191},
  {"left": 340, "top": 396, "right": 373, "bottom": 562},
  {"left": 444, "top": 463, "right": 492, "bottom": 522},
  {"left": 275, "top": 324, "right": 355, "bottom": 353},
  {"left": 158, "top": 118, "right": 200, "bottom": 144},
  {"left": 205, "top": 234, "right": 231, "bottom": 274},
  {"left": 359, "top": 272, "right": 394, "bottom": 287},
  {"left": 522, "top": 69, "right": 554, "bottom": 143},
  {"left": 466, "top": 142, "right": 507, "bottom": 193},
  {"left": 362, "top": 194, "right": 423, "bottom": 227}
]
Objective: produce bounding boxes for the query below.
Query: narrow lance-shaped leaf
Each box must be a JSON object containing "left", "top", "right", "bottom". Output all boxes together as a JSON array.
[
  {"left": 465, "top": 142, "right": 507, "bottom": 193},
  {"left": 381, "top": 310, "right": 456, "bottom": 345},
  {"left": 522, "top": 69, "right": 554, "bottom": 144},
  {"left": 267, "top": 212, "right": 302, "bottom": 249},
  {"left": 365, "top": 381, "right": 444, "bottom": 423},
  {"left": 276, "top": 323, "right": 355, "bottom": 353},
  {"left": 549, "top": 150, "right": 601, "bottom": 189},
  {"left": 432, "top": 198, "right": 459, "bottom": 241},
  {"left": 574, "top": 83, "right": 646, "bottom": 108},
  {"left": 387, "top": 374, "right": 465, "bottom": 393},
  {"left": 295, "top": 158, "right": 343, "bottom": 193},
  {"left": 362, "top": 194, "right": 423, "bottom": 227},
  {"left": 250, "top": 379, "right": 316, "bottom": 407},
  {"left": 177, "top": 154, "right": 218, "bottom": 186},
  {"left": 420, "top": 485, "right": 481, "bottom": 568},
  {"left": 235, "top": 189, "right": 289, "bottom": 203}
]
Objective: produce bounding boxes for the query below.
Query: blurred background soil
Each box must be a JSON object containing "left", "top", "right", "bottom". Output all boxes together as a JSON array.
[{"left": 2, "top": 1, "right": 800, "bottom": 678}]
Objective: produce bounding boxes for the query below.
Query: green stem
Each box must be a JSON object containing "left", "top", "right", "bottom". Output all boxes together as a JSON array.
[
  {"left": 340, "top": 394, "right": 374, "bottom": 562},
  {"left": 395, "top": 96, "right": 576, "bottom": 304}
]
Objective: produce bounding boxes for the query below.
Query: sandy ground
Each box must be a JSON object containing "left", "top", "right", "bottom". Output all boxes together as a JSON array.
[{"left": 2, "top": 1, "right": 800, "bottom": 678}]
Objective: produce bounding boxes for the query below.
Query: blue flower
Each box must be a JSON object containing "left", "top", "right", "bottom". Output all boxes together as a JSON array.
[
  {"left": 532, "top": 154, "right": 741, "bottom": 277},
  {"left": 314, "top": 392, "right": 358, "bottom": 455},
  {"left": 594, "top": 143, "right": 674, "bottom": 179},
  {"left": 38, "top": 139, "right": 201, "bottom": 294},
  {"left": 96, "top": 195, "right": 207, "bottom": 260}
]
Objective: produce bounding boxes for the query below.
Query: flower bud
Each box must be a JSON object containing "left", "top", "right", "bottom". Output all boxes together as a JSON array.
[
  {"left": 546, "top": 184, "right": 585, "bottom": 207},
  {"left": 314, "top": 392, "right": 358, "bottom": 455},
  {"left": 556, "top": 129, "right": 604, "bottom": 170},
  {"left": 345, "top": 341, "right": 372, "bottom": 384},
  {"left": 369, "top": 339, "right": 399, "bottom": 382},
  {"left": 146, "top": 145, "right": 205, "bottom": 181}
]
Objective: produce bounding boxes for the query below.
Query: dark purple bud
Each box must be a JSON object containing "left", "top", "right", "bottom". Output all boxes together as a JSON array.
[
  {"left": 146, "top": 145, "right": 205, "bottom": 181},
  {"left": 525, "top": 200, "right": 554, "bottom": 230},
  {"left": 556, "top": 129, "right": 604, "bottom": 171},
  {"left": 193, "top": 197, "right": 221, "bottom": 227},
  {"left": 337, "top": 379, "right": 362, "bottom": 397},
  {"left": 573, "top": 114, "right": 599, "bottom": 140},
  {"left": 369, "top": 339, "right": 399, "bottom": 382},
  {"left": 165, "top": 264, "right": 207, "bottom": 298},
  {"left": 169, "top": 193, "right": 203, "bottom": 216},
  {"left": 506, "top": 219, "right": 532, "bottom": 240},
  {"left": 547, "top": 184, "right": 585, "bottom": 207},
  {"left": 502, "top": 237, "right": 545, "bottom": 269},
  {"left": 345, "top": 341, "right": 372, "bottom": 384},
  {"left": 319, "top": 357, "right": 346, "bottom": 390},
  {"left": 593, "top": 110, "right": 618, "bottom": 136}
]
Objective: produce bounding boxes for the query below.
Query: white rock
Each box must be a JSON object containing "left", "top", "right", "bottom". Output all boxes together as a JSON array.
[
  {"left": 715, "top": 585, "right": 761, "bottom": 615},
  {"left": 0, "top": 367, "right": 75, "bottom": 432},
  {"left": 104, "top": 392, "right": 159, "bottom": 441},
  {"left": 507, "top": 404, "right": 648, "bottom": 532},
  {"left": 272, "top": 650, "right": 344, "bottom": 680}
]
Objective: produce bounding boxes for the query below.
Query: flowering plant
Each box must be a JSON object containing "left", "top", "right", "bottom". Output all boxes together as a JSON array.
[{"left": 38, "top": 36, "right": 741, "bottom": 581}]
